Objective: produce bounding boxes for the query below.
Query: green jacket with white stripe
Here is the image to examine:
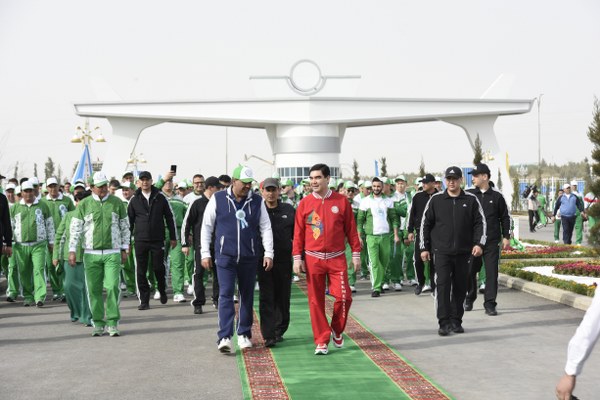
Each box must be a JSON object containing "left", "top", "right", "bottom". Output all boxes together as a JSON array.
[{"left": 10, "top": 199, "right": 55, "bottom": 244}]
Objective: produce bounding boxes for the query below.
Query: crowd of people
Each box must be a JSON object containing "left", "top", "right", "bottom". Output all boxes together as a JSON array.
[{"left": 0, "top": 163, "right": 596, "bottom": 361}]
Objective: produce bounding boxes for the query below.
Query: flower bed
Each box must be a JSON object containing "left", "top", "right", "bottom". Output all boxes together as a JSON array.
[
  {"left": 501, "top": 241, "right": 597, "bottom": 259},
  {"left": 553, "top": 261, "right": 600, "bottom": 277},
  {"left": 500, "top": 260, "right": 597, "bottom": 297}
]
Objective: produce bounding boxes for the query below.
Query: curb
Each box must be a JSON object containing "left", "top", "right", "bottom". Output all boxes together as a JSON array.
[{"left": 499, "top": 273, "right": 592, "bottom": 311}]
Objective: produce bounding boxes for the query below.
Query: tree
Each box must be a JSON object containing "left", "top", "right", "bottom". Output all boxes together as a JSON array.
[
  {"left": 511, "top": 176, "right": 520, "bottom": 211},
  {"left": 473, "top": 134, "right": 483, "bottom": 165},
  {"left": 44, "top": 157, "right": 55, "bottom": 180},
  {"left": 13, "top": 161, "right": 18, "bottom": 179},
  {"left": 497, "top": 169, "right": 503, "bottom": 191},
  {"left": 57, "top": 165, "right": 63, "bottom": 184},
  {"left": 33, "top": 163, "right": 38, "bottom": 178},
  {"left": 586, "top": 97, "right": 600, "bottom": 248},
  {"left": 352, "top": 159, "right": 360, "bottom": 184},
  {"left": 380, "top": 156, "right": 387, "bottom": 178},
  {"left": 419, "top": 156, "right": 426, "bottom": 177}
]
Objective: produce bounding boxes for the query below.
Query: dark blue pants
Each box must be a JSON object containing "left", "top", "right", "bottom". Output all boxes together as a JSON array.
[
  {"left": 215, "top": 256, "right": 257, "bottom": 342},
  {"left": 561, "top": 215, "right": 576, "bottom": 244}
]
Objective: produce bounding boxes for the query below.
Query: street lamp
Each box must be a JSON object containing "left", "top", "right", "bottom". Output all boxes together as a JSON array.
[
  {"left": 127, "top": 153, "right": 147, "bottom": 175},
  {"left": 71, "top": 118, "right": 106, "bottom": 146},
  {"left": 536, "top": 94, "right": 543, "bottom": 179}
]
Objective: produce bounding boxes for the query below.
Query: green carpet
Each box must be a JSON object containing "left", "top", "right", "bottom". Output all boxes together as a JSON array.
[{"left": 237, "top": 284, "right": 453, "bottom": 399}]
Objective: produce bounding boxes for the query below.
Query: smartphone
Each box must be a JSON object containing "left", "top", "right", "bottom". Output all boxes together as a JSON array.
[{"left": 170, "top": 165, "right": 177, "bottom": 175}]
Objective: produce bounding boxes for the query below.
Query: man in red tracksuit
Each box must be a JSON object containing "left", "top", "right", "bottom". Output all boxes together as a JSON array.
[{"left": 293, "top": 163, "right": 361, "bottom": 355}]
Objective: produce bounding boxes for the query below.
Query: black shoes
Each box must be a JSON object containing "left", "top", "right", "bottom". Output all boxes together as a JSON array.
[
  {"left": 371, "top": 291, "right": 380, "bottom": 298},
  {"left": 414, "top": 285, "right": 423, "bottom": 296},
  {"left": 194, "top": 305, "right": 203, "bottom": 315},
  {"left": 275, "top": 336, "right": 284, "bottom": 343},
  {"left": 452, "top": 324, "right": 465, "bottom": 334},
  {"left": 438, "top": 326, "right": 451, "bottom": 336},
  {"left": 138, "top": 303, "right": 150, "bottom": 310},
  {"left": 485, "top": 306, "right": 498, "bottom": 316},
  {"left": 160, "top": 291, "right": 168, "bottom": 305},
  {"left": 6, "top": 296, "right": 15, "bottom": 303},
  {"left": 464, "top": 301, "right": 473, "bottom": 311},
  {"left": 36, "top": 301, "right": 44, "bottom": 308},
  {"left": 264, "top": 338, "right": 277, "bottom": 348}
]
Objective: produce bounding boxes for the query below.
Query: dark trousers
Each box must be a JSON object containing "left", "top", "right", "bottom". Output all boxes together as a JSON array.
[
  {"left": 192, "top": 247, "right": 219, "bottom": 307},
  {"left": 414, "top": 234, "right": 435, "bottom": 289},
  {"left": 561, "top": 215, "right": 577, "bottom": 244},
  {"left": 434, "top": 252, "right": 470, "bottom": 328},
  {"left": 528, "top": 210, "right": 538, "bottom": 231},
  {"left": 215, "top": 256, "right": 257, "bottom": 341},
  {"left": 466, "top": 242, "right": 500, "bottom": 309},
  {"left": 257, "top": 259, "right": 292, "bottom": 340},
  {"left": 135, "top": 240, "right": 166, "bottom": 306}
]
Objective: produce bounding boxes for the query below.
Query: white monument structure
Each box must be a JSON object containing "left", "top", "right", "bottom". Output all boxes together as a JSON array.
[{"left": 74, "top": 60, "right": 533, "bottom": 205}]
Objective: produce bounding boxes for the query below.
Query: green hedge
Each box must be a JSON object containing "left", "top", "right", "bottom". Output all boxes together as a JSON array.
[{"left": 500, "top": 260, "right": 597, "bottom": 297}]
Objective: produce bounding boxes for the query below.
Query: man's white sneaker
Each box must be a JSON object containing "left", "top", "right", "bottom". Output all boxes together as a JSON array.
[
  {"left": 237, "top": 335, "right": 253, "bottom": 349},
  {"left": 173, "top": 294, "right": 186, "bottom": 303},
  {"left": 233, "top": 294, "right": 239, "bottom": 303},
  {"left": 293, "top": 275, "right": 300, "bottom": 282},
  {"left": 393, "top": 282, "right": 403, "bottom": 291},
  {"left": 153, "top": 290, "right": 160, "bottom": 300},
  {"left": 382, "top": 283, "right": 390, "bottom": 290},
  {"left": 218, "top": 337, "right": 232, "bottom": 353},
  {"left": 186, "top": 284, "right": 194, "bottom": 296},
  {"left": 409, "top": 279, "right": 419, "bottom": 286},
  {"left": 350, "top": 285, "right": 357, "bottom": 293},
  {"left": 478, "top": 283, "right": 486, "bottom": 294},
  {"left": 422, "top": 285, "right": 432, "bottom": 293},
  {"left": 255, "top": 282, "right": 260, "bottom": 291},
  {"left": 332, "top": 331, "right": 344, "bottom": 348},
  {"left": 314, "top": 343, "right": 328, "bottom": 355}
]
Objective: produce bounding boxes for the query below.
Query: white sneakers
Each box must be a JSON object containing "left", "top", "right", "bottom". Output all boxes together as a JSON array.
[
  {"left": 153, "top": 290, "right": 160, "bottom": 300},
  {"left": 173, "top": 294, "right": 186, "bottom": 303},
  {"left": 382, "top": 283, "right": 390, "bottom": 290},
  {"left": 350, "top": 285, "right": 356, "bottom": 293},
  {"left": 186, "top": 284, "right": 194, "bottom": 296},
  {"left": 238, "top": 335, "right": 253, "bottom": 349},
  {"left": 393, "top": 282, "right": 403, "bottom": 291},
  {"left": 292, "top": 275, "right": 300, "bottom": 282},
  {"left": 218, "top": 337, "right": 232, "bottom": 353},
  {"left": 217, "top": 335, "right": 253, "bottom": 353},
  {"left": 314, "top": 343, "right": 328, "bottom": 355},
  {"left": 422, "top": 285, "right": 432, "bottom": 293}
]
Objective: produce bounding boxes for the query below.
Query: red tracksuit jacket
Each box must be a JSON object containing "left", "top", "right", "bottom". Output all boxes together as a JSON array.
[{"left": 292, "top": 190, "right": 361, "bottom": 261}]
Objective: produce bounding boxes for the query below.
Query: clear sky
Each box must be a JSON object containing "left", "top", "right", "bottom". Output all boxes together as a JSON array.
[{"left": 1, "top": 0, "right": 599, "bottom": 182}]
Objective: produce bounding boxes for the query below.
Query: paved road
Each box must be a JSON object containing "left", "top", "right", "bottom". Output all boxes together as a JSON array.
[
  {"left": 516, "top": 213, "right": 592, "bottom": 246},
  {"left": 1, "top": 274, "right": 598, "bottom": 400}
]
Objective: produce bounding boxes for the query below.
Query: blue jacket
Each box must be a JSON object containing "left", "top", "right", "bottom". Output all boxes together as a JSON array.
[
  {"left": 200, "top": 188, "right": 274, "bottom": 263},
  {"left": 553, "top": 194, "right": 583, "bottom": 218}
]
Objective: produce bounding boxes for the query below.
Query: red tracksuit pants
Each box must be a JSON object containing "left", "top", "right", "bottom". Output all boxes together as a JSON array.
[{"left": 305, "top": 254, "right": 353, "bottom": 345}]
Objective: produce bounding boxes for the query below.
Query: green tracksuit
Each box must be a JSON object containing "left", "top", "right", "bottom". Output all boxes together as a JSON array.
[
  {"left": 345, "top": 200, "right": 359, "bottom": 287},
  {"left": 120, "top": 200, "right": 136, "bottom": 296},
  {"left": 389, "top": 191, "right": 410, "bottom": 284},
  {"left": 10, "top": 199, "right": 55, "bottom": 304},
  {"left": 53, "top": 211, "right": 91, "bottom": 325},
  {"left": 574, "top": 192, "right": 584, "bottom": 245},
  {"left": 166, "top": 195, "right": 187, "bottom": 296},
  {"left": 537, "top": 194, "right": 547, "bottom": 226},
  {"left": 42, "top": 194, "right": 75, "bottom": 298},
  {"left": 357, "top": 194, "right": 399, "bottom": 293},
  {"left": 70, "top": 194, "right": 130, "bottom": 329}
]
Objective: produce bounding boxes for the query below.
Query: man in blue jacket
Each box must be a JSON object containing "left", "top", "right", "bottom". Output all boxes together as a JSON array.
[
  {"left": 200, "top": 165, "right": 273, "bottom": 353},
  {"left": 553, "top": 183, "right": 586, "bottom": 245}
]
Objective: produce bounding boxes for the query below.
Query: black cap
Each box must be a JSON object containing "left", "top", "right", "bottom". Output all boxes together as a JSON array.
[
  {"left": 138, "top": 171, "right": 152, "bottom": 180},
  {"left": 419, "top": 174, "right": 436, "bottom": 184},
  {"left": 468, "top": 163, "right": 491, "bottom": 176},
  {"left": 445, "top": 166, "right": 463, "bottom": 179},
  {"left": 205, "top": 176, "right": 224, "bottom": 189}
]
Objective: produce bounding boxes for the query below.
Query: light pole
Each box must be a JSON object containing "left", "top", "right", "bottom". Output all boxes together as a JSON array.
[
  {"left": 70, "top": 118, "right": 106, "bottom": 178},
  {"left": 536, "top": 94, "right": 543, "bottom": 180},
  {"left": 126, "top": 153, "right": 147, "bottom": 176}
]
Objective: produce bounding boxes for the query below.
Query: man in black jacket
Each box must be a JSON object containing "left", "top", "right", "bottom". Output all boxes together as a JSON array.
[
  {"left": 465, "top": 164, "right": 511, "bottom": 316},
  {"left": 258, "top": 178, "right": 295, "bottom": 347},
  {"left": 181, "top": 176, "right": 223, "bottom": 314},
  {"left": 407, "top": 174, "right": 438, "bottom": 295},
  {"left": 419, "top": 166, "right": 486, "bottom": 336},
  {"left": 128, "top": 171, "right": 177, "bottom": 310}
]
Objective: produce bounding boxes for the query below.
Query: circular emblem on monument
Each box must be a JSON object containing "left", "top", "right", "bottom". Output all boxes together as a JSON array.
[
  {"left": 331, "top": 206, "right": 339, "bottom": 214},
  {"left": 288, "top": 59, "right": 326, "bottom": 96}
]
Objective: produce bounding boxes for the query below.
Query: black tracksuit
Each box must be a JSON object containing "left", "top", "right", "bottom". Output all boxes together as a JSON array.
[
  {"left": 465, "top": 187, "right": 511, "bottom": 309},
  {"left": 257, "top": 201, "right": 295, "bottom": 341},
  {"left": 407, "top": 189, "right": 438, "bottom": 288},
  {"left": 419, "top": 190, "right": 486, "bottom": 328},
  {"left": 128, "top": 186, "right": 177, "bottom": 306},
  {"left": 181, "top": 195, "right": 219, "bottom": 306},
  {"left": 0, "top": 193, "right": 12, "bottom": 247}
]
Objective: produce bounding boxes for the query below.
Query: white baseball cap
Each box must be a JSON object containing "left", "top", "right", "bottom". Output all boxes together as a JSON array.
[
  {"left": 46, "top": 177, "right": 58, "bottom": 186},
  {"left": 21, "top": 181, "right": 34, "bottom": 191},
  {"left": 93, "top": 172, "right": 108, "bottom": 187},
  {"left": 29, "top": 177, "right": 40, "bottom": 186},
  {"left": 5, "top": 183, "right": 16, "bottom": 191}
]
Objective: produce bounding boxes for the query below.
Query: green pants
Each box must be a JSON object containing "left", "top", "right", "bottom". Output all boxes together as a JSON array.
[
  {"left": 121, "top": 249, "right": 136, "bottom": 294},
  {"left": 5, "top": 254, "right": 20, "bottom": 298},
  {"left": 386, "top": 237, "right": 403, "bottom": 284},
  {"left": 184, "top": 247, "right": 195, "bottom": 284},
  {"left": 345, "top": 243, "right": 356, "bottom": 286},
  {"left": 575, "top": 212, "right": 583, "bottom": 245},
  {"left": 588, "top": 216, "right": 597, "bottom": 230},
  {"left": 403, "top": 240, "right": 415, "bottom": 281},
  {"left": 1, "top": 253, "right": 7, "bottom": 279},
  {"left": 169, "top": 241, "right": 186, "bottom": 295},
  {"left": 360, "top": 235, "right": 369, "bottom": 278},
  {"left": 366, "top": 234, "right": 391, "bottom": 292},
  {"left": 63, "top": 261, "right": 92, "bottom": 325},
  {"left": 14, "top": 241, "right": 47, "bottom": 303},
  {"left": 554, "top": 219, "right": 561, "bottom": 242},
  {"left": 537, "top": 209, "right": 547, "bottom": 226},
  {"left": 46, "top": 250, "right": 64, "bottom": 297},
  {"left": 83, "top": 252, "right": 121, "bottom": 328}
]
